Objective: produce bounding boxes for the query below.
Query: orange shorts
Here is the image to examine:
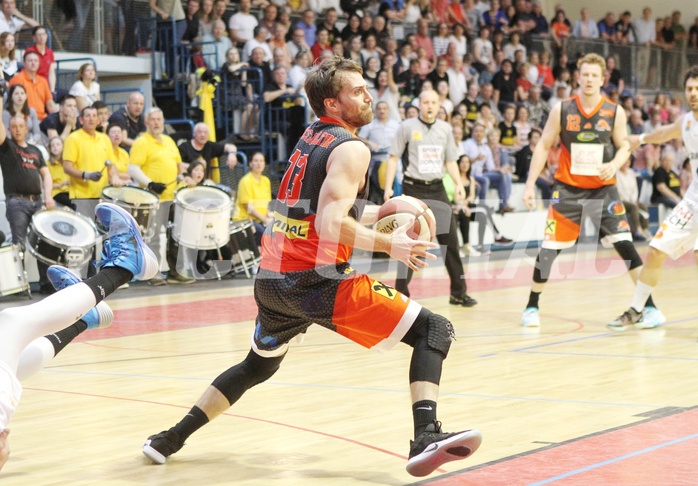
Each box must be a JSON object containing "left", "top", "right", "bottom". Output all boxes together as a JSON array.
[{"left": 253, "top": 263, "right": 421, "bottom": 356}]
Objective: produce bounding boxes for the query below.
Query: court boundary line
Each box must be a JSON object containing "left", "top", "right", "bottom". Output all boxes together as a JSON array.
[{"left": 408, "top": 404, "right": 698, "bottom": 485}]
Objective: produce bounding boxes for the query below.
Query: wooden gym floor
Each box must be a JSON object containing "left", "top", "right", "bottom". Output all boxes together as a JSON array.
[{"left": 0, "top": 243, "right": 697, "bottom": 485}]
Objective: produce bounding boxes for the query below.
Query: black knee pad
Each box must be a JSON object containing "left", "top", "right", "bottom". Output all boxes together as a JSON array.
[
  {"left": 613, "top": 240, "right": 643, "bottom": 270},
  {"left": 402, "top": 309, "right": 454, "bottom": 384},
  {"left": 533, "top": 248, "right": 561, "bottom": 284},
  {"left": 403, "top": 308, "right": 454, "bottom": 358},
  {"left": 211, "top": 349, "right": 284, "bottom": 405},
  {"left": 426, "top": 313, "right": 455, "bottom": 357}
]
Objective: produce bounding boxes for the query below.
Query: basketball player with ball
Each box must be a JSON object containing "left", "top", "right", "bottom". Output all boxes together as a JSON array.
[
  {"left": 143, "top": 57, "right": 482, "bottom": 477},
  {"left": 384, "top": 89, "right": 478, "bottom": 307}
]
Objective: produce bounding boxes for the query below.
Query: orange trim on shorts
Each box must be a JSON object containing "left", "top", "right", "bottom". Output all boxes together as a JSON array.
[
  {"left": 544, "top": 206, "right": 581, "bottom": 244},
  {"left": 332, "top": 274, "right": 411, "bottom": 349}
]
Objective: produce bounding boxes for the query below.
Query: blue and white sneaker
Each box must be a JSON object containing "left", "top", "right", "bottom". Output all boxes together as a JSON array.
[
  {"left": 521, "top": 307, "right": 541, "bottom": 327},
  {"left": 639, "top": 306, "right": 666, "bottom": 329},
  {"left": 95, "top": 203, "right": 159, "bottom": 281},
  {"left": 47, "top": 265, "right": 113, "bottom": 330}
]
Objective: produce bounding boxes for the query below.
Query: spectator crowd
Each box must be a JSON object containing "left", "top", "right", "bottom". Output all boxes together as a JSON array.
[{"left": 1, "top": 0, "right": 697, "bottom": 287}]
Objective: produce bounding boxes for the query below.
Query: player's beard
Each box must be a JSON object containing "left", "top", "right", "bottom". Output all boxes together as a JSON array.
[{"left": 345, "top": 103, "right": 373, "bottom": 128}]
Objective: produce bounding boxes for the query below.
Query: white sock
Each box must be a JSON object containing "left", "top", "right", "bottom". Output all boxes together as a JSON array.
[{"left": 631, "top": 281, "right": 654, "bottom": 313}]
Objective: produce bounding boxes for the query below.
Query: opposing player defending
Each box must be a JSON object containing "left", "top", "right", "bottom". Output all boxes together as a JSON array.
[
  {"left": 607, "top": 67, "right": 698, "bottom": 330},
  {"left": 0, "top": 203, "right": 159, "bottom": 471},
  {"left": 143, "top": 57, "right": 482, "bottom": 477},
  {"left": 520, "top": 53, "right": 664, "bottom": 328}
]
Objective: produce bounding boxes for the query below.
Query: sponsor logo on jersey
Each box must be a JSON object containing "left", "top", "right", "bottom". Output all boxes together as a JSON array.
[
  {"left": 607, "top": 200, "right": 626, "bottom": 216},
  {"left": 412, "top": 130, "right": 423, "bottom": 141},
  {"left": 583, "top": 122, "right": 592, "bottom": 129},
  {"left": 271, "top": 212, "right": 310, "bottom": 239},
  {"left": 552, "top": 191, "right": 559, "bottom": 204},
  {"left": 545, "top": 219, "right": 556, "bottom": 235},
  {"left": 618, "top": 220, "right": 630, "bottom": 231},
  {"left": 686, "top": 119, "right": 692, "bottom": 131},
  {"left": 600, "top": 109, "right": 615, "bottom": 118},
  {"left": 595, "top": 119, "right": 611, "bottom": 131},
  {"left": 577, "top": 132, "right": 598, "bottom": 142},
  {"left": 371, "top": 280, "right": 397, "bottom": 300}
]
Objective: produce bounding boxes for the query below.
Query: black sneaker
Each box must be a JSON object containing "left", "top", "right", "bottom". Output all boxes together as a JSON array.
[
  {"left": 449, "top": 294, "right": 478, "bottom": 307},
  {"left": 406, "top": 421, "right": 482, "bottom": 477},
  {"left": 494, "top": 236, "right": 513, "bottom": 244},
  {"left": 143, "top": 429, "right": 184, "bottom": 464}
]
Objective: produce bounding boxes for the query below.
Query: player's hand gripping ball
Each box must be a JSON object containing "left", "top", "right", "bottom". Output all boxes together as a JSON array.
[{"left": 374, "top": 195, "right": 436, "bottom": 243}]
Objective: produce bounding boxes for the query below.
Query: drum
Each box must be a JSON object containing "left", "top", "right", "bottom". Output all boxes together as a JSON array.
[
  {"left": 101, "top": 185, "right": 160, "bottom": 240},
  {"left": 27, "top": 209, "right": 99, "bottom": 267},
  {"left": 228, "top": 219, "right": 261, "bottom": 277},
  {"left": 173, "top": 186, "right": 233, "bottom": 250},
  {"left": 0, "top": 245, "right": 29, "bottom": 296}
]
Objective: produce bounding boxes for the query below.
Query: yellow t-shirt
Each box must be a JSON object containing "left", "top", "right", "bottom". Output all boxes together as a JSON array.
[
  {"left": 129, "top": 132, "right": 182, "bottom": 201},
  {"left": 235, "top": 172, "right": 271, "bottom": 222},
  {"left": 63, "top": 129, "right": 112, "bottom": 199},
  {"left": 47, "top": 160, "right": 68, "bottom": 197},
  {"left": 110, "top": 145, "right": 130, "bottom": 175}
]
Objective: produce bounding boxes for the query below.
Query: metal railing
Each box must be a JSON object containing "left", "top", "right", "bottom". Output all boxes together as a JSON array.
[
  {"left": 216, "top": 66, "right": 265, "bottom": 145},
  {"left": 101, "top": 87, "right": 144, "bottom": 113},
  {"left": 526, "top": 35, "right": 697, "bottom": 93},
  {"left": 55, "top": 57, "right": 97, "bottom": 93}
]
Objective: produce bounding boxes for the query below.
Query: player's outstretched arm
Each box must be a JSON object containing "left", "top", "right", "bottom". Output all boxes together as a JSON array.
[{"left": 627, "top": 115, "right": 684, "bottom": 151}]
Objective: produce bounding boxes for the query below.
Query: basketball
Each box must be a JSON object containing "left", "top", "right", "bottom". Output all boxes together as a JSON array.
[{"left": 374, "top": 195, "right": 436, "bottom": 243}]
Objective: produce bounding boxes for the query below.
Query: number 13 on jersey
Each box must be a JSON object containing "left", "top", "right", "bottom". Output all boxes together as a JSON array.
[{"left": 278, "top": 149, "right": 308, "bottom": 206}]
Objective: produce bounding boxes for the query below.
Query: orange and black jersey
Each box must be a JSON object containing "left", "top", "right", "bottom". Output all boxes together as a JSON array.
[
  {"left": 555, "top": 95, "right": 618, "bottom": 189},
  {"left": 260, "top": 116, "right": 369, "bottom": 273}
]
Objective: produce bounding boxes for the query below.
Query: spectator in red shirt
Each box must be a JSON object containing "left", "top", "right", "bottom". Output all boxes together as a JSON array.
[
  {"left": 24, "top": 26, "right": 56, "bottom": 93},
  {"left": 310, "top": 27, "right": 331, "bottom": 62}
]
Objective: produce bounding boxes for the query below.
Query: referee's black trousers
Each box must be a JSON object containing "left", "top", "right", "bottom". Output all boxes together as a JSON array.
[{"left": 394, "top": 180, "right": 468, "bottom": 298}]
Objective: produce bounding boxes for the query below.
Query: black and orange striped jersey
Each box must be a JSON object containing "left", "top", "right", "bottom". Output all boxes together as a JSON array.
[
  {"left": 260, "top": 116, "right": 368, "bottom": 273},
  {"left": 555, "top": 95, "right": 618, "bottom": 189}
]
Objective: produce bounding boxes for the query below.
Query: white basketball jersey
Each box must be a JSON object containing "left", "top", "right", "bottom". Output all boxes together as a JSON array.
[{"left": 682, "top": 112, "right": 698, "bottom": 204}]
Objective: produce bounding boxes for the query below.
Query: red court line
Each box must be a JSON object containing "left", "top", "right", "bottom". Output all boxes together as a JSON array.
[
  {"left": 78, "top": 251, "right": 694, "bottom": 342},
  {"left": 422, "top": 407, "right": 698, "bottom": 485},
  {"left": 23, "top": 386, "right": 420, "bottom": 468}
]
